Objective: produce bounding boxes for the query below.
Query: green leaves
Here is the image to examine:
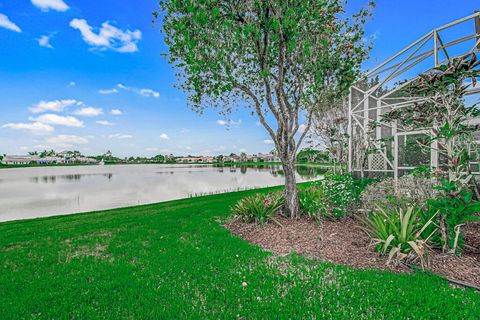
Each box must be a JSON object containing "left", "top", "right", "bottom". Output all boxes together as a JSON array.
[
  {"left": 212, "top": 7, "right": 220, "bottom": 18},
  {"left": 156, "top": 0, "right": 373, "bottom": 113},
  {"left": 299, "top": 173, "right": 364, "bottom": 220},
  {"left": 230, "top": 192, "right": 285, "bottom": 224},
  {"left": 361, "top": 206, "right": 436, "bottom": 270},
  {"left": 429, "top": 181, "right": 480, "bottom": 253}
]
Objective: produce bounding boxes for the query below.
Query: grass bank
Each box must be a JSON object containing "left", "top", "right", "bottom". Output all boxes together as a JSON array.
[{"left": 0, "top": 187, "right": 478, "bottom": 319}]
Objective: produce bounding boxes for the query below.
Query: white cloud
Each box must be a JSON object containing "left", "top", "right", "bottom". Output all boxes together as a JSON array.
[
  {"left": 73, "top": 107, "right": 103, "bottom": 116},
  {"left": 216, "top": 119, "right": 242, "bottom": 126},
  {"left": 263, "top": 139, "right": 274, "bottom": 145},
  {"left": 0, "top": 14, "right": 21, "bottom": 33},
  {"left": 98, "top": 88, "right": 118, "bottom": 94},
  {"left": 139, "top": 88, "right": 160, "bottom": 98},
  {"left": 111, "top": 109, "right": 123, "bottom": 115},
  {"left": 40, "top": 135, "right": 89, "bottom": 149},
  {"left": 180, "top": 128, "right": 190, "bottom": 133},
  {"left": 96, "top": 120, "right": 116, "bottom": 126},
  {"left": 37, "top": 35, "right": 53, "bottom": 49},
  {"left": 69, "top": 18, "right": 141, "bottom": 53},
  {"left": 31, "top": 0, "right": 69, "bottom": 12},
  {"left": 159, "top": 133, "right": 169, "bottom": 140},
  {"left": 116, "top": 84, "right": 159, "bottom": 98},
  {"left": 108, "top": 133, "right": 132, "bottom": 139},
  {"left": 31, "top": 114, "right": 84, "bottom": 127},
  {"left": 68, "top": 81, "right": 76, "bottom": 87},
  {"left": 30, "top": 99, "right": 78, "bottom": 113},
  {"left": 239, "top": 148, "right": 247, "bottom": 153},
  {"left": 2, "top": 122, "right": 54, "bottom": 135}
]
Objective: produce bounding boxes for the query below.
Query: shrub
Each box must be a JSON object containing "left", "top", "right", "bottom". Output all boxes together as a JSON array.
[
  {"left": 409, "top": 165, "right": 433, "bottom": 178},
  {"left": 361, "top": 175, "right": 436, "bottom": 211},
  {"left": 361, "top": 206, "right": 438, "bottom": 270},
  {"left": 428, "top": 181, "right": 480, "bottom": 253},
  {"left": 230, "top": 192, "right": 284, "bottom": 224},
  {"left": 299, "top": 173, "right": 364, "bottom": 220},
  {"left": 299, "top": 182, "right": 328, "bottom": 221}
]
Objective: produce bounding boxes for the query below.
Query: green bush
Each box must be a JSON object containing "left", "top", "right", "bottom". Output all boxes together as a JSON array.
[
  {"left": 360, "top": 206, "right": 438, "bottom": 270},
  {"left": 230, "top": 192, "right": 284, "bottom": 224},
  {"left": 428, "top": 181, "right": 480, "bottom": 253},
  {"left": 298, "top": 182, "right": 327, "bottom": 221},
  {"left": 299, "top": 173, "right": 366, "bottom": 220},
  {"left": 409, "top": 165, "right": 433, "bottom": 178}
]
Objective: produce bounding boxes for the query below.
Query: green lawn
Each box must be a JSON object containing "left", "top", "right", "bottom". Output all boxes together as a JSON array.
[{"left": 0, "top": 187, "right": 478, "bottom": 319}]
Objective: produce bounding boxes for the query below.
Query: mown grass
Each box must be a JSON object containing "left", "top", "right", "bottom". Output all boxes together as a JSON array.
[{"left": 0, "top": 186, "right": 478, "bottom": 319}]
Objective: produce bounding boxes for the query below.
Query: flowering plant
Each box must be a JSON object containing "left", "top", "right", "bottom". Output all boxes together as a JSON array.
[{"left": 300, "top": 173, "right": 363, "bottom": 220}]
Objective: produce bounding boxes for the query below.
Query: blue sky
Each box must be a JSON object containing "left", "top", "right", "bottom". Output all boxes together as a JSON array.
[{"left": 0, "top": 0, "right": 478, "bottom": 157}]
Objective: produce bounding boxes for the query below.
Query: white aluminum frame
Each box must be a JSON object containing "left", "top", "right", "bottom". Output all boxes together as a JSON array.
[{"left": 348, "top": 12, "right": 480, "bottom": 178}]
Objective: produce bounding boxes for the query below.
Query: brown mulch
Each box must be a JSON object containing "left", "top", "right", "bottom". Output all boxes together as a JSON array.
[
  {"left": 429, "top": 220, "right": 480, "bottom": 286},
  {"left": 224, "top": 217, "right": 480, "bottom": 287}
]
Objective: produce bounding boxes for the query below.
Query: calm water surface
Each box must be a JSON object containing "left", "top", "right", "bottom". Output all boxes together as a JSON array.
[{"left": 0, "top": 164, "right": 323, "bottom": 222}]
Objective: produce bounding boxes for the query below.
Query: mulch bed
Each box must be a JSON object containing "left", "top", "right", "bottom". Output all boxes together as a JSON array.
[{"left": 224, "top": 217, "right": 480, "bottom": 287}]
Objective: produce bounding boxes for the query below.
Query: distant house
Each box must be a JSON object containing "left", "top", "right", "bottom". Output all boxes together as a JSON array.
[
  {"left": 257, "top": 153, "right": 280, "bottom": 162},
  {"left": 57, "top": 151, "right": 98, "bottom": 164},
  {"left": 1, "top": 153, "right": 98, "bottom": 165},
  {"left": 245, "top": 155, "right": 259, "bottom": 162},
  {"left": 1, "top": 155, "right": 38, "bottom": 165},
  {"left": 76, "top": 157, "right": 98, "bottom": 164},
  {"left": 177, "top": 156, "right": 216, "bottom": 163},
  {"left": 223, "top": 155, "right": 241, "bottom": 162},
  {"left": 37, "top": 156, "right": 64, "bottom": 164}
]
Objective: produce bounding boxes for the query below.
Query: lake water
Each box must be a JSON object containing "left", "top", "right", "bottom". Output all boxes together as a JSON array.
[{"left": 0, "top": 164, "right": 323, "bottom": 222}]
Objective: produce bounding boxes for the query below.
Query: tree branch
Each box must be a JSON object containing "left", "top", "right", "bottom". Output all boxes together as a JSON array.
[
  {"left": 295, "top": 109, "right": 314, "bottom": 155},
  {"left": 233, "top": 82, "right": 278, "bottom": 145}
]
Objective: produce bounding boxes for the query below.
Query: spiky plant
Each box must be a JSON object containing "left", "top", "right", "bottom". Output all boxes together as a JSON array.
[
  {"left": 230, "top": 192, "right": 284, "bottom": 224},
  {"left": 361, "top": 206, "right": 438, "bottom": 270}
]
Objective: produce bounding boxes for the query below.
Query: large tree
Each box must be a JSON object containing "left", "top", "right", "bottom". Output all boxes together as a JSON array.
[{"left": 155, "top": 0, "right": 373, "bottom": 217}]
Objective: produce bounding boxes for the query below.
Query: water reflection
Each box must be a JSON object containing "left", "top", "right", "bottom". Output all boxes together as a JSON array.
[
  {"left": 0, "top": 164, "right": 324, "bottom": 222},
  {"left": 28, "top": 173, "right": 114, "bottom": 184},
  {"left": 19, "top": 165, "right": 325, "bottom": 185},
  {"left": 211, "top": 164, "right": 327, "bottom": 178}
]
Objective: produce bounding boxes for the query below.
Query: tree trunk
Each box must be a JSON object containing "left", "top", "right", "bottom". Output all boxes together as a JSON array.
[
  {"left": 445, "top": 138, "right": 455, "bottom": 184},
  {"left": 282, "top": 160, "right": 300, "bottom": 218},
  {"left": 439, "top": 215, "right": 448, "bottom": 252}
]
